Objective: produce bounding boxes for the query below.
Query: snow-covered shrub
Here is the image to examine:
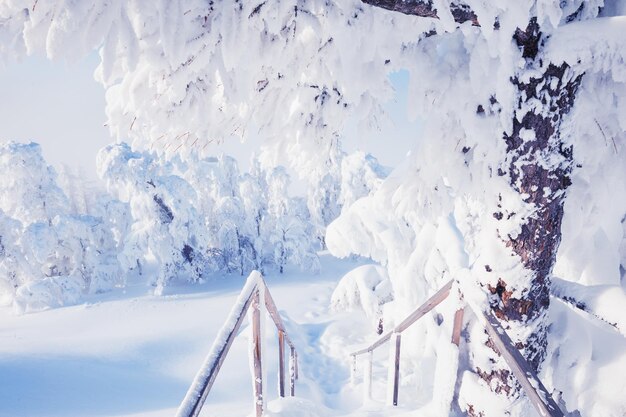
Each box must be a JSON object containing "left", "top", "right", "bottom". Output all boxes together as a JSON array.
[
  {"left": 330, "top": 264, "right": 393, "bottom": 333},
  {"left": 339, "top": 151, "right": 389, "bottom": 210}
]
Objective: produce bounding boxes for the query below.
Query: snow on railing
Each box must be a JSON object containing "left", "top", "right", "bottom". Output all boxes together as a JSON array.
[
  {"left": 176, "top": 271, "right": 298, "bottom": 417},
  {"left": 350, "top": 280, "right": 457, "bottom": 406},
  {"left": 349, "top": 279, "right": 565, "bottom": 417}
]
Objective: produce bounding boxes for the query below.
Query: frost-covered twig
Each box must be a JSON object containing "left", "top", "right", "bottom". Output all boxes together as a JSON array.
[
  {"left": 594, "top": 118, "right": 618, "bottom": 154},
  {"left": 551, "top": 277, "right": 624, "bottom": 336}
]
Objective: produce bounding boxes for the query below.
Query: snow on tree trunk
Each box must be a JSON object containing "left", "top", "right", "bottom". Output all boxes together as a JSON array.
[{"left": 477, "top": 19, "right": 584, "bottom": 397}]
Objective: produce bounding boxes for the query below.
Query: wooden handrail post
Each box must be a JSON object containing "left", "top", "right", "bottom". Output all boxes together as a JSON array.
[
  {"left": 278, "top": 330, "right": 286, "bottom": 397},
  {"left": 350, "top": 355, "right": 357, "bottom": 385},
  {"left": 364, "top": 350, "right": 373, "bottom": 402},
  {"left": 451, "top": 308, "right": 464, "bottom": 346},
  {"left": 387, "top": 332, "right": 401, "bottom": 406},
  {"left": 251, "top": 289, "right": 264, "bottom": 417},
  {"left": 289, "top": 346, "right": 296, "bottom": 396}
]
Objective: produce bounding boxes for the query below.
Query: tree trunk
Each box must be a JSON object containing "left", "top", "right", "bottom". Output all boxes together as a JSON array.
[
  {"left": 359, "top": 1, "right": 584, "bottom": 413},
  {"left": 470, "top": 21, "right": 584, "bottom": 410}
]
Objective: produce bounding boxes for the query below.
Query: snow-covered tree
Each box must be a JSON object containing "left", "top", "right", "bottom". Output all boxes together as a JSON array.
[
  {"left": 303, "top": 136, "right": 344, "bottom": 249},
  {"left": 179, "top": 153, "right": 257, "bottom": 275},
  {"left": 17, "top": 213, "right": 122, "bottom": 306},
  {"left": 0, "top": 142, "right": 68, "bottom": 225},
  {"left": 58, "top": 165, "right": 101, "bottom": 215},
  {"left": 97, "top": 143, "right": 206, "bottom": 292},
  {"left": 0, "top": 142, "right": 123, "bottom": 311},
  {"left": 326, "top": 2, "right": 626, "bottom": 415},
  {"left": 204, "top": 155, "right": 249, "bottom": 274},
  {"left": 213, "top": 195, "right": 247, "bottom": 274},
  {"left": 264, "top": 167, "right": 320, "bottom": 273},
  {"left": 239, "top": 171, "right": 266, "bottom": 270},
  {"left": 98, "top": 143, "right": 319, "bottom": 284}
]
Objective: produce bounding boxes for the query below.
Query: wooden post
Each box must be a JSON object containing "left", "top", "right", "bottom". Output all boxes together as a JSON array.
[
  {"left": 350, "top": 355, "right": 357, "bottom": 385},
  {"left": 451, "top": 308, "right": 464, "bottom": 346},
  {"left": 393, "top": 333, "right": 401, "bottom": 406},
  {"left": 387, "top": 332, "right": 401, "bottom": 406},
  {"left": 364, "top": 350, "right": 373, "bottom": 402},
  {"left": 251, "top": 290, "right": 263, "bottom": 417},
  {"left": 278, "top": 330, "right": 285, "bottom": 397},
  {"left": 289, "top": 346, "right": 296, "bottom": 396}
]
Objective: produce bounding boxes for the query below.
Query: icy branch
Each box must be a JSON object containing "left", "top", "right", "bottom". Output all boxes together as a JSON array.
[
  {"left": 547, "top": 16, "right": 626, "bottom": 82},
  {"left": 361, "top": 0, "right": 478, "bottom": 26},
  {"left": 551, "top": 277, "right": 625, "bottom": 336}
]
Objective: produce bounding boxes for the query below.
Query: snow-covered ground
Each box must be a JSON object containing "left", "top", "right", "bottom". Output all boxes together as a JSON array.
[
  {"left": 2, "top": 233, "right": 625, "bottom": 417},
  {"left": 0, "top": 254, "right": 406, "bottom": 417}
]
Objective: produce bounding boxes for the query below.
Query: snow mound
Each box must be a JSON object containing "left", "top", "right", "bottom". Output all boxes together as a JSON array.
[
  {"left": 266, "top": 396, "right": 332, "bottom": 417},
  {"left": 13, "top": 273, "right": 83, "bottom": 314},
  {"left": 330, "top": 264, "right": 393, "bottom": 331}
]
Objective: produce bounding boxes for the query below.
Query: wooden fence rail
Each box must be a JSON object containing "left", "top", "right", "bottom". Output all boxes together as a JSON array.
[
  {"left": 350, "top": 279, "right": 565, "bottom": 417},
  {"left": 176, "top": 271, "right": 298, "bottom": 417},
  {"left": 476, "top": 307, "right": 564, "bottom": 417}
]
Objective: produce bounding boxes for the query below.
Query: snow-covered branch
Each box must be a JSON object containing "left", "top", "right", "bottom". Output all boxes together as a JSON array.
[
  {"left": 547, "top": 16, "right": 626, "bottom": 82},
  {"left": 361, "top": 0, "right": 478, "bottom": 26},
  {"left": 551, "top": 277, "right": 625, "bottom": 336}
]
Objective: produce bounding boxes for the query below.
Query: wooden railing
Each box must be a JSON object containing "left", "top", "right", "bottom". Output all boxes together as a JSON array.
[
  {"left": 350, "top": 279, "right": 565, "bottom": 417},
  {"left": 176, "top": 271, "right": 298, "bottom": 417}
]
